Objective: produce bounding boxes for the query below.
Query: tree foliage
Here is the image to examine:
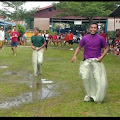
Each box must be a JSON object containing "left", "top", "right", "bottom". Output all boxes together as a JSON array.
[
  {"left": 16, "top": 24, "right": 25, "bottom": 35},
  {"left": 0, "top": 1, "right": 40, "bottom": 30},
  {"left": 0, "top": 1, "right": 39, "bottom": 21},
  {"left": 54, "top": 2, "right": 120, "bottom": 24}
]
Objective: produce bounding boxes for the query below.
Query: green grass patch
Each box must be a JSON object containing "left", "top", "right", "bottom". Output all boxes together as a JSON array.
[{"left": 0, "top": 43, "right": 120, "bottom": 117}]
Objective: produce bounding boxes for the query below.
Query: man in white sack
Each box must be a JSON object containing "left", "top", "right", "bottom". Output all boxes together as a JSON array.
[
  {"left": 71, "top": 23, "right": 109, "bottom": 103},
  {"left": 31, "top": 27, "right": 46, "bottom": 76}
]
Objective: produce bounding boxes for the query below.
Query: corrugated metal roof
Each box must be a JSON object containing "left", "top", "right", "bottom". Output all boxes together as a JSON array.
[
  {"left": 109, "top": 6, "right": 120, "bottom": 17},
  {"left": 0, "top": 20, "right": 16, "bottom": 26}
]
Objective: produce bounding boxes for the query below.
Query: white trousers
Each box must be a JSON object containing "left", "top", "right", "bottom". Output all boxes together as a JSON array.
[
  {"left": 79, "top": 58, "right": 108, "bottom": 102},
  {"left": 32, "top": 48, "right": 44, "bottom": 75}
]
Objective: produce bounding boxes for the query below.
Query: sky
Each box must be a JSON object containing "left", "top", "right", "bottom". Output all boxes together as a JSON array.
[
  {"left": 0, "top": 1, "right": 59, "bottom": 11},
  {"left": 22, "top": 1, "right": 59, "bottom": 11}
]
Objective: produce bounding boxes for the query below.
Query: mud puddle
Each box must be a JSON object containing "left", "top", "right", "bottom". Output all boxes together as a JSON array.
[
  {"left": 3, "top": 71, "right": 17, "bottom": 75},
  {"left": 0, "top": 72, "right": 60, "bottom": 109}
]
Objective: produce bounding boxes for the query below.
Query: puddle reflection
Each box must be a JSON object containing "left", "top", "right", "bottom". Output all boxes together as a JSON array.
[
  {"left": 3, "top": 71, "right": 17, "bottom": 75},
  {"left": 0, "top": 66, "right": 8, "bottom": 69},
  {"left": 0, "top": 78, "right": 59, "bottom": 109}
]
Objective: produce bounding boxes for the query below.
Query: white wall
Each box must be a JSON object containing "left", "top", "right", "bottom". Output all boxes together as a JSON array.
[
  {"left": 34, "top": 18, "right": 50, "bottom": 30},
  {"left": 107, "top": 17, "right": 120, "bottom": 31}
]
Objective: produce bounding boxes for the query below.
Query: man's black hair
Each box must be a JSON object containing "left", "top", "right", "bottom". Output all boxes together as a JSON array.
[{"left": 90, "top": 22, "right": 98, "bottom": 28}]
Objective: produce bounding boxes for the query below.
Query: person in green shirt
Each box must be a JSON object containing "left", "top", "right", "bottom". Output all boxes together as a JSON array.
[{"left": 31, "top": 27, "right": 46, "bottom": 76}]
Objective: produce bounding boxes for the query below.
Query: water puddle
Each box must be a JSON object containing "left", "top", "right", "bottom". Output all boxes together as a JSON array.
[
  {"left": 0, "top": 66, "right": 8, "bottom": 69},
  {"left": 0, "top": 76, "right": 60, "bottom": 109},
  {"left": 41, "top": 79, "right": 53, "bottom": 84},
  {"left": 3, "top": 71, "right": 17, "bottom": 75}
]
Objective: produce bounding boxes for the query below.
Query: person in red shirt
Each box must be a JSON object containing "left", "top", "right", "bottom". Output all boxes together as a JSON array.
[
  {"left": 52, "top": 33, "right": 58, "bottom": 46},
  {"left": 64, "top": 32, "right": 69, "bottom": 46},
  {"left": 115, "top": 37, "right": 119, "bottom": 46},
  {"left": 68, "top": 31, "right": 74, "bottom": 50},
  {"left": 99, "top": 30, "right": 108, "bottom": 53},
  {"left": 11, "top": 26, "right": 19, "bottom": 56},
  {"left": 99, "top": 30, "right": 108, "bottom": 42}
]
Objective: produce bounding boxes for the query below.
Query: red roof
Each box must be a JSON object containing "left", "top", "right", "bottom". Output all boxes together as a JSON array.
[
  {"left": 0, "top": 15, "right": 6, "bottom": 19},
  {"left": 37, "top": 5, "right": 54, "bottom": 12},
  {"left": 35, "top": 5, "right": 107, "bottom": 20}
]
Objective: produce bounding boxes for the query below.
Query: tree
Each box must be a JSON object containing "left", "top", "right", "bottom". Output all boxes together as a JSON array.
[
  {"left": 16, "top": 24, "right": 25, "bottom": 35},
  {"left": 54, "top": 2, "right": 120, "bottom": 25},
  {"left": 0, "top": 1, "right": 25, "bottom": 20},
  {"left": 0, "top": 1, "right": 39, "bottom": 21},
  {"left": 0, "top": 1, "right": 40, "bottom": 30}
]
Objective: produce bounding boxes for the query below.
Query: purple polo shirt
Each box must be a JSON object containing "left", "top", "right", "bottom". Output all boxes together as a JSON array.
[{"left": 79, "top": 34, "right": 108, "bottom": 59}]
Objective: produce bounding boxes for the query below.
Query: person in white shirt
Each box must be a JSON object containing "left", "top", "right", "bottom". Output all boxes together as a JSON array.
[
  {"left": 0, "top": 26, "right": 5, "bottom": 50},
  {"left": 42, "top": 30, "right": 49, "bottom": 51}
]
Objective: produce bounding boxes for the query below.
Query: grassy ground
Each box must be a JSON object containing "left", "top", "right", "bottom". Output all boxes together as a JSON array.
[{"left": 0, "top": 42, "right": 120, "bottom": 117}]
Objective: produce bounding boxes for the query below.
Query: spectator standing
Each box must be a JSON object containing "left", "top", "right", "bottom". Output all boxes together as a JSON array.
[
  {"left": 31, "top": 27, "right": 46, "bottom": 76},
  {"left": 64, "top": 32, "right": 69, "bottom": 46},
  {"left": 116, "top": 42, "right": 120, "bottom": 56},
  {"left": 99, "top": 30, "right": 108, "bottom": 53},
  {"left": 68, "top": 31, "right": 74, "bottom": 50},
  {"left": 42, "top": 30, "right": 49, "bottom": 51},
  {"left": 44, "top": 30, "right": 49, "bottom": 51},
  {"left": 0, "top": 26, "right": 5, "bottom": 50},
  {"left": 99, "top": 30, "right": 108, "bottom": 42}
]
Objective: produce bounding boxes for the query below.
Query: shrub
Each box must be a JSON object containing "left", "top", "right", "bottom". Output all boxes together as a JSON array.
[{"left": 16, "top": 24, "right": 25, "bottom": 36}]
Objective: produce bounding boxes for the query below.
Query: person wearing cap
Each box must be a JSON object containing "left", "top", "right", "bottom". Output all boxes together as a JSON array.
[
  {"left": 71, "top": 23, "right": 109, "bottom": 103},
  {"left": 31, "top": 27, "right": 46, "bottom": 76},
  {"left": 0, "top": 26, "right": 5, "bottom": 50}
]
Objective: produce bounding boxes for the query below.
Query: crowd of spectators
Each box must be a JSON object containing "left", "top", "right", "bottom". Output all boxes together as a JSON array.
[
  {"left": 42, "top": 30, "right": 87, "bottom": 50},
  {"left": 2, "top": 26, "right": 120, "bottom": 56},
  {"left": 107, "top": 29, "right": 120, "bottom": 56}
]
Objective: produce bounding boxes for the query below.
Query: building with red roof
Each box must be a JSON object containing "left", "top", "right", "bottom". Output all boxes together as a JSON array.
[{"left": 33, "top": 5, "right": 107, "bottom": 31}]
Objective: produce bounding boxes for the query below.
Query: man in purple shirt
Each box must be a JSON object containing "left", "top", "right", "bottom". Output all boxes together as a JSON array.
[{"left": 71, "top": 23, "right": 109, "bottom": 103}]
